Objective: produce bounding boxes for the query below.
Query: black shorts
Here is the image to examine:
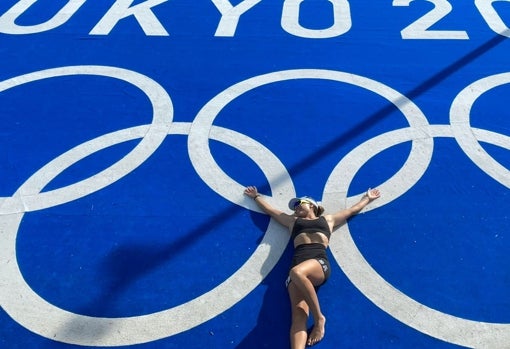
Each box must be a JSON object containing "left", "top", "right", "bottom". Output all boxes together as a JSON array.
[{"left": 285, "top": 243, "right": 331, "bottom": 288}]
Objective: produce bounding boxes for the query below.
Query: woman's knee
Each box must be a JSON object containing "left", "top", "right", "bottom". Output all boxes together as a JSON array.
[
  {"left": 290, "top": 261, "right": 325, "bottom": 286},
  {"left": 289, "top": 265, "right": 305, "bottom": 280}
]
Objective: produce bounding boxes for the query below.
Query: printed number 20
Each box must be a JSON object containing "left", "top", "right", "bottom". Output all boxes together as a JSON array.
[{"left": 393, "top": 0, "right": 510, "bottom": 39}]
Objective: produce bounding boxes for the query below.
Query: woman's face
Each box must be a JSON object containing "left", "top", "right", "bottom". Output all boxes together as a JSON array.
[{"left": 293, "top": 200, "right": 315, "bottom": 217}]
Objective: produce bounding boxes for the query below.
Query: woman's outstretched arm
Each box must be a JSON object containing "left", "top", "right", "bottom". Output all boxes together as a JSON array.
[
  {"left": 326, "top": 188, "right": 381, "bottom": 228},
  {"left": 244, "top": 186, "right": 295, "bottom": 229}
]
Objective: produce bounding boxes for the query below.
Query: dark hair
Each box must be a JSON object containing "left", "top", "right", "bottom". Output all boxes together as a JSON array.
[{"left": 314, "top": 205, "right": 325, "bottom": 216}]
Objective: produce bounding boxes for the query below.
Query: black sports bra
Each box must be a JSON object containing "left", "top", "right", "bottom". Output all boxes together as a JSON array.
[{"left": 290, "top": 216, "right": 331, "bottom": 242}]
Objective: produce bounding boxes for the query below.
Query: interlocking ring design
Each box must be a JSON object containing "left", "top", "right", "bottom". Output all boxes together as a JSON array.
[{"left": 0, "top": 66, "right": 509, "bottom": 348}]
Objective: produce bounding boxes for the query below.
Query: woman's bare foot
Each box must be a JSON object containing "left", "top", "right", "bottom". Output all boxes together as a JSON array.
[{"left": 307, "top": 316, "right": 326, "bottom": 346}]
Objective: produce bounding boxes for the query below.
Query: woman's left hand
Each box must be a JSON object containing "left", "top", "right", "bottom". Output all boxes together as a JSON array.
[{"left": 366, "top": 188, "right": 381, "bottom": 200}]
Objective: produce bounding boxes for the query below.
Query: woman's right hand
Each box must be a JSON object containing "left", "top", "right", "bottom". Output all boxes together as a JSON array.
[{"left": 244, "top": 186, "right": 259, "bottom": 198}]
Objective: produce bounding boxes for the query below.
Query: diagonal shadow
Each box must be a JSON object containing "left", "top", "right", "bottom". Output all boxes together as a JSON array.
[
  {"left": 53, "top": 33, "right": 507, "bottom": 345},
  {"left": 101, "top": 207, "right": 248, "bottom": 298},
  {"left": 256, "top": 33, "right": 508, "bottom": 194}
]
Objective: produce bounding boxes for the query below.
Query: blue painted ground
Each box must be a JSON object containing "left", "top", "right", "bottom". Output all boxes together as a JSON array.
[{"left": 1, "top": 1, "right": 509, "bottom": 348}]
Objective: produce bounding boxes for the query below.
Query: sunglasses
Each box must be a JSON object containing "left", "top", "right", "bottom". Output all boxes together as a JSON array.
[{"left": 293, "top": 199, "right": 313, "bottom": 209}]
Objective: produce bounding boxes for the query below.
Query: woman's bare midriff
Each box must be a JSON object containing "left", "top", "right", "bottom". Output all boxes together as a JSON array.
[{"left": 293, "top": 232, "right": 329, "bottom": 248}]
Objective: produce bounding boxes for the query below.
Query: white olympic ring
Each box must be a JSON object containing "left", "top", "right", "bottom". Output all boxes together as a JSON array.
[
  {"left": 188, "top": 69, "right": 431, "bottom": 211},
  {"left": 450, "top": 72, "right": 510, "bottom": 189},
  {"left": 0, "top": 66, "right": 509, "bottom": 348},
  {"left": 0, "top": 65, "right": 173, "bottom": 213},
  {"left": 325, "top": 124, "right": 510, "bottom": 349}
]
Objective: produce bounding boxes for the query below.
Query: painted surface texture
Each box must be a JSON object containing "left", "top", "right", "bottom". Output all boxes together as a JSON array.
[{"left": 0, "top": 1, "right": 509, "bottom": 348}]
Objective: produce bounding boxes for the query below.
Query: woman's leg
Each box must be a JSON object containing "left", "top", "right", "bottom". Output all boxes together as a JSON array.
[
  {"left": 288, "top": 259, "right": 326, "bottom": 346},
  {"left": 288, "top": 283, "right": 309, "bottom": 349}
]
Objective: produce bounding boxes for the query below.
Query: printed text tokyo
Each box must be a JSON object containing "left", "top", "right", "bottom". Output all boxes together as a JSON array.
[{"left": 0, "top": 0, "right": 509, "bottom": 39}]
